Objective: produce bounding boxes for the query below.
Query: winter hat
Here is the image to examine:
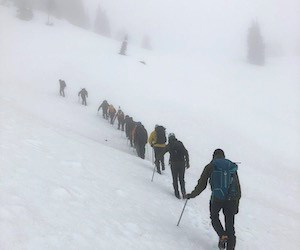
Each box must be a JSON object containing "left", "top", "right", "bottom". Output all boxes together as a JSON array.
[
  {"left": 213, "top": 149, "right": 225, "bottom": 159},
  {"left": 168, "top": 133, "right": 176, "bottom": 142}
]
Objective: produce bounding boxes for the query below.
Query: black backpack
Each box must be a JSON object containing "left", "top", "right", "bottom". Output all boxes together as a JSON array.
[
  {"left": 169, "top": 140, "right": 187, "bottom": 162},
  {"left": 155, "top": 126, "right": 166, "bottom": 144},
  {"left": 136, "top": 126, "right": 148, "bottom": 144}
]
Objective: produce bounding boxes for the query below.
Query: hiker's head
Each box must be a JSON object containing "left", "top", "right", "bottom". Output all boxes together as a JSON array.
[
  {"left": 168, "top": 133, "right": 176, "bottom": 143},
  {"left": 213, "top": 149, "right": 225, "bottom": 159}
]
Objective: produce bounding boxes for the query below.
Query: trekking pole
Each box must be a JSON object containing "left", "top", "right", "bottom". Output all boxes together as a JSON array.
[
  {"left": 177, "top": 199, "right": 188, "bottom": 226},
  {"left": 151, "top": 148, "right": 156, "bottom": 182},
  {"left": 151, "top": 147, "right": 154, "bottom": 165},
  {"left": 151, "top": 164, "right": 156, "bottom": 182},
  {"left": 146, "top": 145, "right": 150, "bottom": 161}
]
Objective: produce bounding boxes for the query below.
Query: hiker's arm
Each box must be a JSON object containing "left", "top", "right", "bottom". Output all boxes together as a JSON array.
[
  {"left": 183, "top": 146, "right": 190, "bottom": 168},
  {"left": 236, "top": 173, "right": 241, "bottom": 200},
  {"left": 148, "top": 132, "right": 155, "bottom": 146},
  {"left": 188, "top": 164, "right": 212, "bottom": 198}
]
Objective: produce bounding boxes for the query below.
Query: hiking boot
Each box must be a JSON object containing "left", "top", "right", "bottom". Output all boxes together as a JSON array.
[
  {"left": 157, "top": 169, "right": 162, "bottom": 174},
  {"left": 162, "top": 164, "right": 165, "bottom": 171},
  {"left": 175, "top": 191, "right": 181, "bottom": 199},
  {"left": 218, "top": 235, "right": 228, "bottom": 249}
]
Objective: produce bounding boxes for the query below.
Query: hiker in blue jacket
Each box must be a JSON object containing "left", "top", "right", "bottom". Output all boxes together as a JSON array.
[{"left": 186, "top": 149, "right": 241, "bottom": 250}]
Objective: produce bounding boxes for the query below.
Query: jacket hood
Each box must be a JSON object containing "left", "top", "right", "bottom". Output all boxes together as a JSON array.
[{"left": 213, "top": 149, "right": 225, "bottom": 159}]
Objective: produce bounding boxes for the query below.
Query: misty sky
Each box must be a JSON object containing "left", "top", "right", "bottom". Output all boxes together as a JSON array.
[{"left": 84, "top": 0, "right": 300, "bottom": 56}]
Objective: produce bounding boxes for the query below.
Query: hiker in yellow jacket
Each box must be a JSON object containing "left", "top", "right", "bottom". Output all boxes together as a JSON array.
[{"left": 148, "top": 125, "right": 166, "bottom": 174}]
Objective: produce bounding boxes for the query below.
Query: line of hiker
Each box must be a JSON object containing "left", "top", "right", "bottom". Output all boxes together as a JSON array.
[
  {"left": 58, "top": 81, "right": 241, "bottom": 250},
  {"left": 58, "top": 79, "right": 89, "bottom": 106},
  {"left": 97, "top": 101, "right": 242, "bottom": 250},
  {"left": 97, "top": 100, "right": 149, "bottom": 160},
  {"left": 96, "top": 102, "right": 190, "bottom": 200}
]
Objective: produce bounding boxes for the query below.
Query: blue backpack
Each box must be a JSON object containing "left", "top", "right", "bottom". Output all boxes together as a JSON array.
[{"left": 210, "top": 159, "right": 238, "bottom": 201}]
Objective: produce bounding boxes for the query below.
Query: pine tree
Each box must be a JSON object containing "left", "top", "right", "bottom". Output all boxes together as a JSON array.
[
  {"left": 16, "top": 0, "right": 33, "bottom": 21},
  {"left": 46, "top": 0, "right": 55, "bottom": 25},
  {"left": 55, "top": 0, "right": 89, "bottom": 29},
  {"left": 119, "top": 35, "right": 128, "bottom": 56},
  {"left": 247, "top": 21, "right": 265, "bottom": 65},
  {"left": 94, "top": 5, "right": 111, "bottom": 37},
  {"left": 141, "top": 35, "right": 152, "bottom": 50}
]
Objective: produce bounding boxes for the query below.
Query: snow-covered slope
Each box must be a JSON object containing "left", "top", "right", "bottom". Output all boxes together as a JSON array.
[{"left": 1, "top": 6, "right": 300, "bottom": 249}]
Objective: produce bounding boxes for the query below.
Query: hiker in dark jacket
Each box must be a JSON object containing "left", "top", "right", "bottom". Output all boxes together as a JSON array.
[
  {"left": 124, "top": 115, "right": 131, "bottom": 137},
  {"left": 114, "top": 108, "right": 125, "bottom": 130},
  {"left": 186, "top": 149, "right": 241, "bottom": 250},
  {"left": 134, "top": 122, "right": 148, "bottom": 159},
  {"left": 59, "top": 79, "right": 66, "bottom": 97},
  {"left": 98, "top": 100, "right": 109, "bottom": 119},
  {"left": 160, "top": 133, "right": 189, "bottom": 199},
  {"left": 126, "top": 117, "right": 135, "bottom": 147},
  {"left": 78, "top": 88, "right": 88, "bottom": 106}
]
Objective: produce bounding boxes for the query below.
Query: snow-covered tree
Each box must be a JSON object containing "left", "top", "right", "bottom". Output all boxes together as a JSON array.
[
  {"left": 46, "top": 0, "right": 55, "bottom": 25},
  {"left": 16, "top": 0, "right": 33, "bottom": 21},
  {"left": 119, "top": 35, "right": 128, "bottom": 56},
  {"left": 141, "top": 35, "right": 152, "bottom": 50},
  {"left": 247, "top": 21, "right": 265, "bottom": 65},
  {"left": 54, "top": 0, "right": 89, "bottom": 29},
  {"left": 115, "top": 28, "right": 128, "bottom": 42},
  {"left": 94, "top": 5, "right": 111, "bottom": 37}
]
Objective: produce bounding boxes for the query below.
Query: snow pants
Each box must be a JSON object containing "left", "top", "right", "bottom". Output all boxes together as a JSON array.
[
  {"left": 60, "top": 88, "right": 65, "bottom": 97},
  {"left": 102, "top": 109, "right": 108, "bottom": 119},
  {"left": 154, "top": 147, "right": 165, "bottom": 171},
  {"left": 81, "top": 96, "right": 87, "bottom": 106},
  {"left": 210, "top": 200, "right": 238, "bottom": 250},
  {"left": 118, "top": 119, "right": 125, "bottom": 131},
  {"left": 170, "top": 162, "right": 186, "bottom": 197},
  {"left": 109, "top": 113, "right": 115, "bottom": 124},
  {"left": 136, "top": 143, "right": 146, "bottom": 159}
]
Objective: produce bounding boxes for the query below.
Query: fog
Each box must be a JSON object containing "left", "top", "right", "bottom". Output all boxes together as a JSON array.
[
  {"left": 15, "top": 0, "right": 299, "bottom": 56},
  {"left": 82, "top": 0, "right": 300, "bottom": 56}
]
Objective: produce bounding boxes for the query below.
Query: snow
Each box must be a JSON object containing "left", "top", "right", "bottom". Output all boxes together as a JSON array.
[{"left": 1, "top": 6, "right": 300, "bottom": 250}]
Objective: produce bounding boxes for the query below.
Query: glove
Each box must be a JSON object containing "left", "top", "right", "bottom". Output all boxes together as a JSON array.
[
  {"left": 185, "top": 162, "right": 190, "bottom": 169},
  {"left": 186, "top": 193, "right": 193, "bottom": 199}
]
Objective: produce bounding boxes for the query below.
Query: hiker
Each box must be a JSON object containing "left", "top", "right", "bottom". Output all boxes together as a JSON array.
[
  {"left": 124, "top": 115, "right": 130, "bottom": 137},
  {"left": 114, "top": 107, "right": 125, "bottom": 130},
  {"left": 98, "top": 100, "right": 109, "bottom": 119},
  {"left": 125, "top": 117, "right": 135, "bottom": 147},
  {"left": 108, "top": 104, "right": 117, "bottom": 124},
  {"left": 133, "top": 122, "right": 148, "bottom": 159},
  {"left": 160, "top": 133, "right": 189, "bottom": 199},
  {"left": 78, "top": 88, "right": 88, "bottom": 106},
  {"left": 59, "top": 79, "right": 66, "bottom": 97},
  {"left": 148, "top": 125, "right": 167, "bottom": 174},
  {"left": 124, "top": 115, "right": 130, "bottom": 138},
  {"left": 186, "top": 149, "right": 241, "bottom": 250}
]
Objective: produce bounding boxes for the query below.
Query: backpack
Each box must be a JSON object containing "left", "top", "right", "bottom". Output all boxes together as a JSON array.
[
  {"left": 118, "top": 111, "right": 124, "bottom": 120},
  {"left": 210, "top": 159, "right": 239, "bottom": 201},
  {"left": 169, "top": 140, "right": 187, "bottom": 162},
  {"left": 136, "top": 125, "right": 148, "bottom": 144},
  {"left": 155, "top": 126, "right": 166, "bottom": 144}
]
